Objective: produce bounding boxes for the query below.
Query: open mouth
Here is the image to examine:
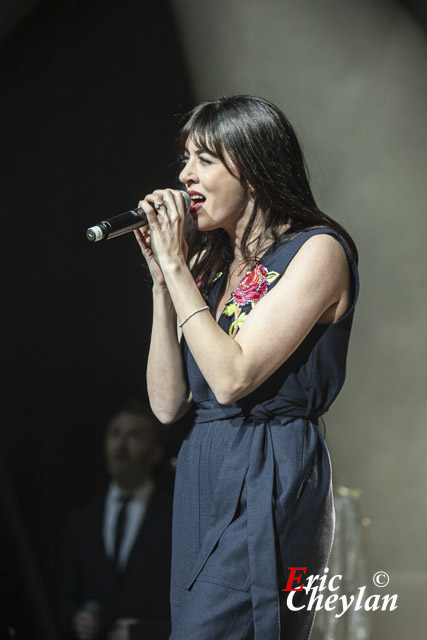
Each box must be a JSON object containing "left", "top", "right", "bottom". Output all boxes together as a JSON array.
[{"left": 188, "top": 191, "right": 206, "bottom": 212}]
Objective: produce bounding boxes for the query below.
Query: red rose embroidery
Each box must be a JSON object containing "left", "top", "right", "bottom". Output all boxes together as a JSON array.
[{"left": 233, "top": 264, "right": 269, "bottom": 307}]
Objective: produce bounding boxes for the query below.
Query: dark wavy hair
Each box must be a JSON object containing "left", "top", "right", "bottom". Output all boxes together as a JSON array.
[{"left": 177, "top": 95, "right": 358, "bottom": 299}]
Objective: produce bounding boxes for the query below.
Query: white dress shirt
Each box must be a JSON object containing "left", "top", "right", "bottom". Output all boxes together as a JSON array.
[{"left": 103, "top": 479, "right": 155, "bottom": 571}]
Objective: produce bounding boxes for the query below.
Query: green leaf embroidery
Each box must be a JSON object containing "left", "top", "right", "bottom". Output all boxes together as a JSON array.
[
  {"left": 228, "top": 312, "right": 248, "bottom": 337},
  {"left": 223, "top": 301, "right": 237, "bottom": 317},
  {"left": 265, "top": 270, "right": 280, "bottom": 283}
]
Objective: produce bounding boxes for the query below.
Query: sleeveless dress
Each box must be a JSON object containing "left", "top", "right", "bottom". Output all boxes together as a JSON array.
[{"left": 170, "top": 228, "right": 359, "bottom": 640}]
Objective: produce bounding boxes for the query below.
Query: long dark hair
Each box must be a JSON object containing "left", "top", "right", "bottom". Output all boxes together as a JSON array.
[{"left": 178, "top": 95, "right": 358, "bottom": 299}]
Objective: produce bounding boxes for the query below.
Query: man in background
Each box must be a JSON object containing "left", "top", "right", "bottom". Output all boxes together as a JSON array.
[{"left": 62, "top": 403, "right": 173, "bottom": 640}]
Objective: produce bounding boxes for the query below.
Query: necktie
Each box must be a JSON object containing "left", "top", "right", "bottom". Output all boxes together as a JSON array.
[{"left": 113, "top": 495, "right": 130, "bottom": 570}]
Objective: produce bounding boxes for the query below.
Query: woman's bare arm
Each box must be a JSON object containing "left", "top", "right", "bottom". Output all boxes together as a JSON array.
[
  {"left": 134, "top": 224, "right": 191, "bottom": 424},
  {"left": 146, "top": 286, "right": 191, "bottom": 423}
]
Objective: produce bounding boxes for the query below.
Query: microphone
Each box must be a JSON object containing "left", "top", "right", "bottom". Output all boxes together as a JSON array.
[{"left": 86, "top": 190, "right": 191, "bottom": 242}]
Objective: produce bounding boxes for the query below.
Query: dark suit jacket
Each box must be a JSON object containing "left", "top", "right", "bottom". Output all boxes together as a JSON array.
[{"left": 62, "top": 486, "right": 173, "bottom": 639}]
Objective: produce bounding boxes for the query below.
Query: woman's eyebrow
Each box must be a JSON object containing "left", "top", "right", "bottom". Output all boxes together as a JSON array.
[{"left": 184, "top": 146, "right": 217, "bottom": 157}]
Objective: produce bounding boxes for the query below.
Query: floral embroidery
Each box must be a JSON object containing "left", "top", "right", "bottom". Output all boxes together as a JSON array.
[
  {"left": 234, "top": 264, "right": 269, "bottom": 307},
  {"left": 222, "top": 264, "right": 280, "bottom": 337}
]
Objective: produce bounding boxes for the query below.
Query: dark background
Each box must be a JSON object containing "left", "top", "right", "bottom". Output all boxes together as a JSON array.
[{"left": 1, "top": 1, "right": 193, "bottom": 636}]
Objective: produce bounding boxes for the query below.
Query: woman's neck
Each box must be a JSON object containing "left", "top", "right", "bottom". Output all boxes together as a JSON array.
[{"left": 226, "top": 220, "right": 291, "bottom": 266}]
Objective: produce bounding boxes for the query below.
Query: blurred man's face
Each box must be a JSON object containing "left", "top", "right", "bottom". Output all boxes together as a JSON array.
[{"left": 104, "top": 411, "right": 161, "bottom": 490}]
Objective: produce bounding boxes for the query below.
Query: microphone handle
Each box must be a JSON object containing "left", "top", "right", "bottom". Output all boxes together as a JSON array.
[
  {"left": 86, "top": 191, "right": 191, "bottom": 242},
  {"left": 86, "top": 208, "right": 148, "bottom": 242}
]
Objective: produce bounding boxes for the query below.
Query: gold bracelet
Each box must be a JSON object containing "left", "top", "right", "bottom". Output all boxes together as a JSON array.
[{"left": 179, "top": 305, "right": 209, "bottom": 328}]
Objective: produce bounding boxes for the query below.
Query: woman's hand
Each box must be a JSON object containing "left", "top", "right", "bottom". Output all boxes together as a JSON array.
[
  {"left": 134, "top": 189, "right": 188, "bottom": 287},
  {"left": 134, "top": 224, "right": 166, "bottom": 288}
]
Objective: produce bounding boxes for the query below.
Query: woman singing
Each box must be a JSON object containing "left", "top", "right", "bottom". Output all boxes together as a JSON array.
[{"left": 134, "top": 95, "right": 359, "bottom": 640}]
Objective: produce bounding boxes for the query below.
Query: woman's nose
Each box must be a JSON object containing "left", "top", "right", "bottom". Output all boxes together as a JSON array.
[{"left": 179, "top": 159, "right": 197, "bottom": 185}]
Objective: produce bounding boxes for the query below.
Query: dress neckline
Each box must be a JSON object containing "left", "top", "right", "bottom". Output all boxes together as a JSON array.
[{"left": 258, "top": 226, "right": 292, "bottom": 262}]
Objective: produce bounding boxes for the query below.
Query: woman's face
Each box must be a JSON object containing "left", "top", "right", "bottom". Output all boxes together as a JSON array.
[{"left": 179, "top": 137, "right": 253, "bottom": 234}]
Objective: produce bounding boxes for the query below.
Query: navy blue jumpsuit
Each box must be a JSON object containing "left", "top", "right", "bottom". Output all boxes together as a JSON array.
[{"left": 170, "top": 228, "right": 359, "bottom": 639}]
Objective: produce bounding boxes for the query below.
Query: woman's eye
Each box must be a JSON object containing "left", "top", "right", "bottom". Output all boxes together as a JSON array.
[
  {"left": 180, "top": 155, "right": 189, "bottom": 165},
  {"left": 199, "top": 156, "right": 212, "bottom": 165}
]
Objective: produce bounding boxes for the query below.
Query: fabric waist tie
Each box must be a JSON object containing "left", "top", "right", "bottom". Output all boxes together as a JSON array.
[
  {"left": 187, "top": 397, "right": 322, "bottom": 639},
  {"left": 193, "top": 395, "right": 320, "bottom": 425}
]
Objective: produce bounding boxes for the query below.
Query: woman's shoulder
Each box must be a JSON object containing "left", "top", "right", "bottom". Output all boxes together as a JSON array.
[
  {"left": 290, "top": 231, "right": 350, "bottom": 274},
  {"left": 269, "top": 227, "right": 354, "bottom": 266},
  {"left": 262, "top": 228, "right": 358, "bottom": 306}
]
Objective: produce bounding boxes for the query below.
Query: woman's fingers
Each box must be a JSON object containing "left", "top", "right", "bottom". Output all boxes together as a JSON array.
[
  {"left": 135, "top": 189, "right": 187, "bottom": 266},
  {"left": 166, "top": 189, "right": 188, "bottom": 220},
  {"left": 146, "top": 189, "right": 187, "bottom": 224},
  {"left": 134, "top": 226, "right": 150, "bottom": 251},
  {"left": 171, "top": 189, "right": 189, "bottom": 217},
  {"left": 138, "top": 197, "right": 160, "bottom": 228}
]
